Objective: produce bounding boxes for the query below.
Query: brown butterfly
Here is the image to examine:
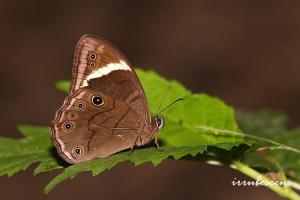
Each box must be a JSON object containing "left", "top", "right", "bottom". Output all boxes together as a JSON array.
[{"left": 50, "top": 34, "right": 163, "bottom": 164}]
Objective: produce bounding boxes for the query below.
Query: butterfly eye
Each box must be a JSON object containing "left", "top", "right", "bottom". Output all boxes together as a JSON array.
[
  {"left": 68, "top": 112, "right": 77, "bottom": 119},
  {"left": 89, "top": 52, "right": 97, "bottom": 60},
  {"left": 92, "top": 95, "right": 104, "bottom": 106},
  {"left": 89, "top": 62, "right": 96, "bottom": 68},
  {"left": 76, "top": 102, "right": 85, "bottom": 110},
  {"left": 63, "top": 122, "right": 73, "bottom": 131},
  {"left": 155, "top": 117, "right": 164, "bottom": 129},
  {"left": 72, "top": 146, "right": 83, "bottom": 157}
]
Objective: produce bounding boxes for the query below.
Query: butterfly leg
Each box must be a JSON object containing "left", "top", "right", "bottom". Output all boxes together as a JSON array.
[
  {"left": 155, "top": 139, "right": 163, "bottom": 151},
  {"left": 128, "top": 144, "right": 135, "bottom": 155},
  {"left": 128, "top": 134, "right": 140, "bottom": 155},
  {"left": 153, "top": 131, "right": 163, "bottom": 151},
  {"left": 128, "top": 147, "right": 134, "bottom": 155}
]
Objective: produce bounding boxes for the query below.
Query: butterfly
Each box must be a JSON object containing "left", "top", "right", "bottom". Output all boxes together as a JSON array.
[{"left": 50, "top": 34, "right": 163, "bottom": 164}]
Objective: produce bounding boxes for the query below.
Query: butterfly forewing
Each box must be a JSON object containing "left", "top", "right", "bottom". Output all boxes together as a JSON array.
[{"left": 51, "top": 34, "right": 158, "bottom": 164}]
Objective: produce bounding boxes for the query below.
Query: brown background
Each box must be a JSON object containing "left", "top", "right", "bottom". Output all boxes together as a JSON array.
[{"left": 0, "top": 1, "right": 299, "bottom": 199}]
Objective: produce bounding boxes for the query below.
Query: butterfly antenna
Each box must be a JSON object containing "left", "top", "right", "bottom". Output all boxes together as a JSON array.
[
  {"left": 157, "top": 98, "right": 184, "bottom": 116},
  {"left": 156, "top": 85, "right": 171, "bottom": 113}
]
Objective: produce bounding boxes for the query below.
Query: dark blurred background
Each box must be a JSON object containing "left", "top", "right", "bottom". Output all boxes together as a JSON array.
[{"left": 1, "top": 1, "right": 299, "bottom": 199}]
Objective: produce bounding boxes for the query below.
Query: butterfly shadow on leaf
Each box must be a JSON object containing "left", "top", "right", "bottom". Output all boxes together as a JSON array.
[{"left": 49, "top": 147, "right": 71, "bottom": 167}]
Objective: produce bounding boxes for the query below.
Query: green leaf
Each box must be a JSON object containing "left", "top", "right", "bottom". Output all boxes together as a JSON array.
[
  {"left": 0, "top": 125, "right": 62, "bottom": 177},
  {"left": 45, "top": 142, "right": 246, "bottom": 194},
  {"left": 44, "top": 145, "right": 207, "bottom": 193},
  {"left": 136, "top": 69, "right": 242, "bottom": 146},
  {"left": 237, "top": 110, "right": 300, "bottom": 182},
  {"left": 42, "top": 69, "right": 245, "bottom": 192},
  {"left": 56, "top": 80, "right": 70, "bottom": 92},
  {"left": 1, "top": 68, "right": 247, "bottom": 193},
  {"left": 236, "top": 110, "right": 288, "bottom": 137}
]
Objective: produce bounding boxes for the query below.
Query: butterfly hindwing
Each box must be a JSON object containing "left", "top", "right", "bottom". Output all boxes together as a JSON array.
[{"left": 51, "top": 88, "right": 141, "bottom": 163}]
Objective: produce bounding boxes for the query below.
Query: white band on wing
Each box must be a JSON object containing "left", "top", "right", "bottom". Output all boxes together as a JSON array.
[{"left": 81, "top": 60, "right": 132, "bottom": 87}]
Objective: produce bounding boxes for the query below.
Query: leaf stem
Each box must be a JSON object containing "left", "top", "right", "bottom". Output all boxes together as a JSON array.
[
  {"left": 196, "top": 125, "right": 300, "bottom": 154},
  {"left": 290, "top": 181, "right": 300, "bottom": 192},
  {"left": 232, "top": 161, "right": 300, "bottom": 200}
]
